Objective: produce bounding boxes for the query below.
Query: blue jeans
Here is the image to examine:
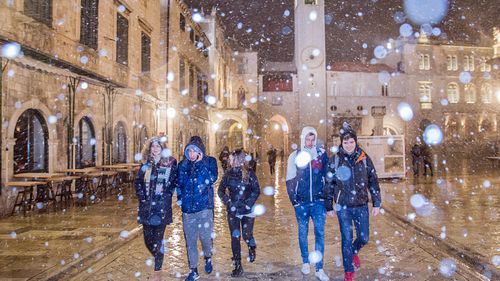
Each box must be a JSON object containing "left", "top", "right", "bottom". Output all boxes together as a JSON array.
[
  {"left": 337, "top": 204, "right": 370, "bottom": 272},
  {"left": 294, "top": 202, "right": 326, "bottom": 270}
]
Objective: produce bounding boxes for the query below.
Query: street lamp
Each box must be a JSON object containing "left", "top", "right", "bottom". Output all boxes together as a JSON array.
[{"left": 166, "top": 107, "right": 176, "bottom": 119}]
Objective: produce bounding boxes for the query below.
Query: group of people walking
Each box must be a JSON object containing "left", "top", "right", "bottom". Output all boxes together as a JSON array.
[
  {"left": 134, "top": 122, "right": 381, "bottom": 281},
  {"left": 411, "top": 142, "right": 434, "bottom": 177},
  {"left": 135, "top": 136, "right": 261, "bottom": 281}
]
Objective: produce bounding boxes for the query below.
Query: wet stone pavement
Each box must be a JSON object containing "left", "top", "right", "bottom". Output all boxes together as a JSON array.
[{"left": 0, "top": 162, "right": 498, "bottom": 280}]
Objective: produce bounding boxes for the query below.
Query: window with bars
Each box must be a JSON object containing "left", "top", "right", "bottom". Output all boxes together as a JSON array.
[
  {"left": 116, "top": 13, "right": 129, "bottom": 65},
  {"left": 76, "top": 117, "right": 96, "bottom": 168},
  {"left": 464, "top": 55, "right": 475, "bottom": 71},
  {"left": 179, "top": 59, "right": 186, "bottom": 91},
  {"left": 480, "top": 56, "right": 491, "bottom": 72},
  {"left": 447, "top": 83, "right": 459, "bottom": 103},
  {"left": 189, "top": 66, "right": 195, "bottom": 97},
  {"left": 481, "top": 84, "right": 492, "bottom": 103},
  {"left": 381, "top": 85, "right": 388, "bottom": 96},
  {"left": 418, "top": 81, "right": 432, "bottom": 104},
  {"left": 197, "top": 72, "right": 204, "bottom": 102},
  {"left": 447, "top": 55, "right": 457, "bottom": 71},
  {"left": 464, "top": 84, "right": 476, "bottom": 103},
  {"left": 23, "top": 0, "right": 52, "bottom": 26},
  {"left": 80, "top": 0, "right": 99, "bottom": 50},
  {"left": 180, "top": 13, "right": 186, "bottom": 31},
  {"left": 418, "top": 54, "right": 430, "bottom": 70},
  {"left": 141, "top": 32, "right": 151, "bottom": 73},
  {"left": 14, "top": 109, "right": 49, "bottom": 173}
]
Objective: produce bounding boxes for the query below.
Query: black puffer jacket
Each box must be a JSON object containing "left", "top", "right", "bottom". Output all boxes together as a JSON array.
[
  {"left": 325, "top": 146, "right": 381, "bottom": 210},
  {"left": 135, "top": 157, "right": 178, "bottom": 226},
  {"left": 218, "top": 167, "right": 260, "bottom": 215}
]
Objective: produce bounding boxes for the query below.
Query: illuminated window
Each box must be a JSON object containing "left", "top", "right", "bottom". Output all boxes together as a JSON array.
[
  {"left": 418, "top": 81, "right": 432, "bottom": 109},
  {"left": 464, "top": 84, "right": 476, "bottom": 104},
  {"left": 447, "top": 83, "right": 459, "bottom": 103},
  {"left": 481, "top": 83, "right": 492, "bottom": 104}
]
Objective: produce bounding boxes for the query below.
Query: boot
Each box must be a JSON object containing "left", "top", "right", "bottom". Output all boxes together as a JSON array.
[
  {"left": 231, "top": 258, "right": 244, "bottom": 277},
  {"left": 204, "top": 256, "right": 213, "bottom": 274},
  {"left": 352, "top": 254, "right": 361, "bottom": 270},
  {"left": 248, "top": 246, "right": 256, "bottom": 263},
  {"left": 344, "top": 272, "right": 354, "bottom": 281}
]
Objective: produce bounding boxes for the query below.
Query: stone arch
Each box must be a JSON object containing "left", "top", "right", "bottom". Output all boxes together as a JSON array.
[
  {"left": 215, "top": 119, "right": 244, "bottom": 153},
  {"left": 264, "top": 114, "right": 290, "bottom": 156}
]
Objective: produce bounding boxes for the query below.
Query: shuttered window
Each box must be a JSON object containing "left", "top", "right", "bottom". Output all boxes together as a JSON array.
[
  {"left": 24, "top": 0, "right": 52, "bottom": 26},
  {"left": 80, "top": 0, "right": 99, "bottom": 49},
  {"left": 116, "top": 13, "right": 129, "bottom": 65}
]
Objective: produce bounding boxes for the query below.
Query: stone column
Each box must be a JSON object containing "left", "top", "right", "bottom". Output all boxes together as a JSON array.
[{"left": 371, "top": 106, "right": 387, "bottom": 136}]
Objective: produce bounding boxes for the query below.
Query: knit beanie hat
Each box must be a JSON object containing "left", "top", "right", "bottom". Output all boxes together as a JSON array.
[{"left": 339, "top": 122, "right": 357, "bottom": 142}]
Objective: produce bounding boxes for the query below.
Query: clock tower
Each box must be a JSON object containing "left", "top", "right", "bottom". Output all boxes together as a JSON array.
[{"left": 294, "top": 0, "right": 327, "bottom": 141}]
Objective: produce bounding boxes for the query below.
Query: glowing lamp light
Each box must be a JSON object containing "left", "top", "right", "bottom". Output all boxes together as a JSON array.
[
  {"left": 166, "top": 107, "right": 176, "bottom": 119},
  {"left": 274, "top": 124, "right": 280, "bottom": 130}
]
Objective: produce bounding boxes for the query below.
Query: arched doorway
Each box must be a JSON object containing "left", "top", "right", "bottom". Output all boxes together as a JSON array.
[
  {"left": 13, "top": 109, "right": 49, "bottom": 173},
  {"left": 264, "top": 114, "right": 290, "bottom": 157},
  {"left": 76, "top": 116, "right": 96, "bottom": 168},
  {"left": 113, "top": 121, "right": 127, "bottom": 163},
  {"left": 215, "top": 119, "right": 244, "bottom": 153}
]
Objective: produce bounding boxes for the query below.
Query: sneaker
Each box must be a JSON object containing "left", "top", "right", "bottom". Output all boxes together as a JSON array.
[
  {"left": 344, "top": 272, "right": 354, "bottom": 281},
  {"left": 204, "top": 257, "right": 213, "bottom": 274},
  {"left": 301, "top": 263, "right": 311, "bottom": 275},
  {"left": 353, "top": 254, "right": 361, "bottom": 270},
  {"left": 315, "top": 269, "right": 330, "bottom": 281},
  {"left": 185, "top": 269, "right": 200, "bottom": 281}
]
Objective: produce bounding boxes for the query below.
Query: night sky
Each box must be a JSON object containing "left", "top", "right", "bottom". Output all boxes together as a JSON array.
[{"left": 185, "top": 0, "right": 499, "bottom": 65}]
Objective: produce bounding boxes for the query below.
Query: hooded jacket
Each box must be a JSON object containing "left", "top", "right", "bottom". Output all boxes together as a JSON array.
[
  {"left": 218, "top": 167, "right": 260, "bottom": 215},
  {"left": 135, "top": 156, "right": 177, "bottom": 226},
  {"left": 325, "top": 145, "right": 381, "bottom": 210},
  {"left": 285, "top": 127, "right": 328, "bottom": 206},
  {"left": 177, "top": 136, "right": 218, "bottom": 213}
]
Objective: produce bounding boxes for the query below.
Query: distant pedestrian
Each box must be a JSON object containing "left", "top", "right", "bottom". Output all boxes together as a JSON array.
[
  {"left": 248, "top": 152, "right": 257, "bottom": 173},
  {"left": 218, "top": 149, "right": 260, "bottom": 277},
  {"left": 411, "top": 143, "right": 422, "bottom": 177},
  {"left": 285, "top": 127, "right": 330, "bottom": 281},
  {"left": 177, "top": 136, "right": 218, "bottom": 281},
  {"left": 267, "top": 145, "right": 277, "bottom": 175},
  {"left": 135, "top": 137, "right": 178, "bottom": 273},
  {"left": 219, "top": 146, "right": 230, "bottom": 171},
  {"left": 420, "top": 143, "right": 433, "bottom": 176},
  {"left": 279, "top": 148, "right": 285, "bottom": 165},
  {"left": 325, "top": 123, "right": 381, "bottom": 281}
]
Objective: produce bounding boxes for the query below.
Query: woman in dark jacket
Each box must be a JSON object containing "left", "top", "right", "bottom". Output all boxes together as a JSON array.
[
  {"left": 135, "top": 137, "right": 177, "bottom": 272},
  {"left": 218, "top": 149, "right": 260, "bottom": 277},
  {"left": 325, "top": 124, "right": 381, "bottom": 281}
]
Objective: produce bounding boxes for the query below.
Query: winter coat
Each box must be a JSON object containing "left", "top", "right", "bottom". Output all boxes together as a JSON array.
[
  {"left": 135, "top": 157, "right": 178, "bottom": 226},
  {"left": 177, "top": 137, "right": 218, "bottom": 214},
  {"left": 267, "top": 149, "right": 277, "bottom": 164},
  {"left": 218, "top": 167, "right": 260, "bottom": 215},
  {"left": 285, "top": 127, "right": 328, "bottom": 206},
  {"left": 325, "top": 146, "right": 381, "bottom": 210},
  {"left": 411, "top": 145, "right": 421, "bottom": 161}
]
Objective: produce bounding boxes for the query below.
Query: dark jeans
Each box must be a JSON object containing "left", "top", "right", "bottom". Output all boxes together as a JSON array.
[
  {"left": 412, "top": 159, "right": 420, "bottom": 175},
  {"left": 227, "top": 212, "right": 256, "bottom": 260},
  {"left": 336, "top": 205, "right": 369, "bottom": 273},
  {"left": 423, "top": 160, "right": 433, "bottom": 176},
  {"left": 269, "top": 161, "right": 276, "bottom": 175},
  {"left": 143, "top": 224, "right": 167, "bottom": 271},
  {"left": 294, "top": 202, "right": 326, "bottom": 270}
]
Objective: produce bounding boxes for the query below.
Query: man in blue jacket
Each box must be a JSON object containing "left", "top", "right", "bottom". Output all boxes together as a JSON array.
[
  {"left": 177, "top": 136, "right": 218, "bottom": 281},
  {"left": 285, "top": 127, "right": 330, "bottom": 281}
]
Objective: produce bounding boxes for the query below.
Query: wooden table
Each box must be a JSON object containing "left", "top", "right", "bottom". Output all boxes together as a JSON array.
[
  {"left": 96, "top": 165, "right": 129, "bottom": 170},
  {"left": 6, "top": 181, "right": 47, "bottom": 215},
  {"left": 47, "top": 175, "right": 82, "bottom": 209},
  {"left": 13, "top": 173, "right": 64, "bottom": 179},
  {"left": 58, "top": 168, "right": 97, "bottom": 174},
  {"left": 487, "top": 157, "right": 500, "bottom": 167}
]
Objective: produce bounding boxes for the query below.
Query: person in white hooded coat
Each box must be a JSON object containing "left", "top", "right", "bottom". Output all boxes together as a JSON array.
[{"left": 285, "top": 127, "right": 330, "bottom": 281}]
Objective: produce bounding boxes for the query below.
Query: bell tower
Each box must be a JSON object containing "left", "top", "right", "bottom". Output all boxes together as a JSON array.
[{"left": 294, "top": 0, "right": 327, "bottom": 141}]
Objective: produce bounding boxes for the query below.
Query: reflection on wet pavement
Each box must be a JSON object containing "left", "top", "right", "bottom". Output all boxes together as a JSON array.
[{"left": 0, "top": 161, "right": 496, "bottom": 280}]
